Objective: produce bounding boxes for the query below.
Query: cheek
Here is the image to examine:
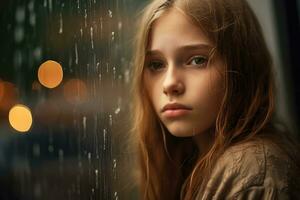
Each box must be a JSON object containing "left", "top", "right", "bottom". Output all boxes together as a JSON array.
[{"left": 191, "top": 73, "right": 224, "bottom": 113}]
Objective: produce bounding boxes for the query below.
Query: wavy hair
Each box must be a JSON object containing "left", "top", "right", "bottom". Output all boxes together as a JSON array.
[{"left": 130, "top": 0, "right": 299, "bottom": 199}]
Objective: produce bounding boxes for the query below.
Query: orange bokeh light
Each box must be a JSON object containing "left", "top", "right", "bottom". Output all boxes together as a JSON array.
[
  {"left": 63, "top": 79, "right": 88, "bottom": 104},
  {"left": 38, "top": 60, "right": 63, "bottom": 89},
  {"left": 0, "top": 81, "right": 18, "bottom": 112},
  {"left": 9, "top": 104, "right": 33, "bottom": 133}
]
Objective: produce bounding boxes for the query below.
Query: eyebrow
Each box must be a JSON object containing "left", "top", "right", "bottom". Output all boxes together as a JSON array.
[{"left": 146, "top": 44, "right": 213, "bottom": 56}]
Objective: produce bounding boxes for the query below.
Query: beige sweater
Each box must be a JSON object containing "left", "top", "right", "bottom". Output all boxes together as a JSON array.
[{"left": 196, "top": 139, "right": 300, "bottom": 200}]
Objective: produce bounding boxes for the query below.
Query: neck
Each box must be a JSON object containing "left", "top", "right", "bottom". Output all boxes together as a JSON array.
[{"left": 192, "top": 127, "right": 215, "bottom": 159}]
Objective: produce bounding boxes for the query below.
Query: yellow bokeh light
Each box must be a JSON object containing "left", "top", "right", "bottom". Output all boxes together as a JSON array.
[
  {"left": 38, "top": 60, "right": 63, "bottom": 89},
  {"left": 9, "top": 104, "right": 33, "bottom": 133}
]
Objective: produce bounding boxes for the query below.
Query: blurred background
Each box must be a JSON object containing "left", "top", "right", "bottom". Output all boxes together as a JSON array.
[{"left": 0, "top": 0, "right": 299, "bottom": 200}]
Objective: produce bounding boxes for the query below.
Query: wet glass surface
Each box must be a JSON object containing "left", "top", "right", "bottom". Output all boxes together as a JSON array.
[{"left": 0, "top": 0, "right": 143, "bottom": 199}]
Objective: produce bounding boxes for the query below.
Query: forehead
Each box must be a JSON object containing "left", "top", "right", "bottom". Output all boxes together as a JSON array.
[{"left": 148, "top": 8, "right": 211, "bottom": 51}]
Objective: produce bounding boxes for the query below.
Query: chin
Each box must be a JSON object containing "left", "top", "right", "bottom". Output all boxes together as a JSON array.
[{"left": 166, "top": 126, "right": 196, "bottom": 138}]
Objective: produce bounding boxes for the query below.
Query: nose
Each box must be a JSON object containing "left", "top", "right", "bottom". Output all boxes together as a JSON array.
[{"left": 163, "top": 66, "right": 185, "bottom": 96}]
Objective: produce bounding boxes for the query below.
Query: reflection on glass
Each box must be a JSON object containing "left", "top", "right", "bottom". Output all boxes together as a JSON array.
[{"left": 0, "top": 0, "right": 144, "bottom": 199}]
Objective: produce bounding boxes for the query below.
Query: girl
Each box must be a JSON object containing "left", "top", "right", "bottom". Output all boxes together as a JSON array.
[{"left": 130, "top": 0, "right": 300, "bottom": 199}]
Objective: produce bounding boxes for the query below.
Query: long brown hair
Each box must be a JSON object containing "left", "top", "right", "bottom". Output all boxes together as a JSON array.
[{"left": 130, "top": 0, "right": 299, "bottom": 199}]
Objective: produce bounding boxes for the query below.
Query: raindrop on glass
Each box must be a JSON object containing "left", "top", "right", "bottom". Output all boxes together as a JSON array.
[
  {"left": 95, "top": 169, "right": 99, "bottom": 189},
  {"left": 83, "top": 116, "right": 87, "bottom": 132},
  {"left": 90, "top": 27, "right": 94, "bottom": 49},
  {"left": 108, "top": 9, "right": 113, "bottom": 18},
  {"left": 109, "top": 114, "right": 113, "bottom": 126},
  {"left": 75, "top": 43, "right": 78, "bottom": 65},
  {"left": 118, "top": 21, "right": 122, "bottom": 30},
  {"left": 84, "top": 9, "right": 87, "bottom": 27},
  {"left": 59, "top": 13, "right": 63, "bottom": 34},
  {"left": 111, "top": 31, "right": 115, "bottom": 42},
  {"left": 114, "top": 107, "right": 120, "bottom": 115},
  {"left": 48, "top": 0, "right": 53, "bottom": 12},
  {"left": 15, "top": 6, "right": 25, "bottom": 23},
  {"left": 103, "top": 128, "right": 107, "bottom": 150},
  {"left": 33, "top": 46, "right": 42, "bottom": 61},
  {"left": 14, "top": 26, "right": 24, "bottom": 43}
]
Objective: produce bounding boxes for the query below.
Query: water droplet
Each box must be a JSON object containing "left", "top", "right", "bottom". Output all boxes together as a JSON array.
[
  {"left": 29, "top": 13, "right": 36, "bottom": 26},
  {"left": 103, "top": 128, "right": 107, "bottom": 150},
  {"left": 14, "top": 26, "right": 24, "bottom": 43},
  {"left": 90, "top": 27, "right": 94, "bottom": 49},
  {"left": 80, "top": 28, "right": 83, "bottom": 37},
  {"left": 33, "top": 46, "right": 42, "bottom": 61},
  {"left": 114, "top": 191, "right": 119, "bottom": 200},
  {"left": 84, "top": 9, "right": 87, "bottom": 27},
  {"left": 114, "top": 107, "right": 120, "bottom": 115},
  {"left": 15, "top": 7, "right": 25, "bottom": 23},
  {"left": 83, "top": 116, "right": 87, "bottom": 131},
  {"left": 108, "top": 10, "right": 113, "bottom": 18},
  {"left": 48, "top": 0, "right": 53, "bottom": 12},
  {"left": 113, "top": 158, "right": 117, "bottom": 169},
  {"left": 118, "top": 21, "right": 122, "bottom": 30},
  {"left": 113, "top": 66, "right": 116, "bottom": 80},
  {"left": 59, "top": 13, "right": 63, "bottom": 34},
  {"left": 100, "top": 17, "right": 103, "bottom": 32},
  {"left": 75, "top": 43, "right": 78, "bottom": 64},
  {"left": 124, "top": 69, "right": 130, "bottom": 84},
  {"left": 28, "top": 1, "right": 34, "bottom": 12},
  {"left": 95, "top": 169, "right": 99, "bottom": 189},
  {"left": 109, "top": 114, "right": 113, "bottom": 126},
  {"left": 111, "top": 31, "right": 115, "bottom": 41}
]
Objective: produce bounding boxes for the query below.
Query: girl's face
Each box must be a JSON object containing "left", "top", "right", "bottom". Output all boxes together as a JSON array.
[{"left": 143, "top": 8, "right": 225, "bottom": 138}]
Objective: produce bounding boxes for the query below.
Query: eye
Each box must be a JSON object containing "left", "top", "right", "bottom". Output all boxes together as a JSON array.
[
  {"left": 188, "top": 56, "right": 208, "bottom": 67},
  {"left": 147, "top": 60, "right": 165, "bottom": 71}
]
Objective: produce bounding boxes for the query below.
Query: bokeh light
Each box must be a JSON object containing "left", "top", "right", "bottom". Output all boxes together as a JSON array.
[
  {"left": 9, "top": 104, "right": 33, "bottom": 133},
  {"left": 38, "top": 60, "right": 63, "bottom": 89},
  {"left": 63, "top": 79, "right": 88, "bottom": 104},
  {"left": 0, "top": 81, "right": 18, "bottom": 112},
  {"left": 0, "top": 80, "right": 4, "bottom": 102}
]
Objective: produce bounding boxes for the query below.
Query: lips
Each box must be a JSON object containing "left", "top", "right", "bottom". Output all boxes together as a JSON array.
[
  {"left": 161, "top": 103, "right": 192, "bottom": 118},
  {"left": 161, "top": 103, "right": 192, "bottom": 112}
]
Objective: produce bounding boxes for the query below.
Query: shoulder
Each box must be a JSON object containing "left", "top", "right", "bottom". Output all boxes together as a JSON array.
[{"left": 199, "top": 139, "right": 300, "bottom": 199}]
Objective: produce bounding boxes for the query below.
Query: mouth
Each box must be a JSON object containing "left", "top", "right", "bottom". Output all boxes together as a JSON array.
[{"left": 161, "top": 103, "right": 192, "bottom": 118}]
